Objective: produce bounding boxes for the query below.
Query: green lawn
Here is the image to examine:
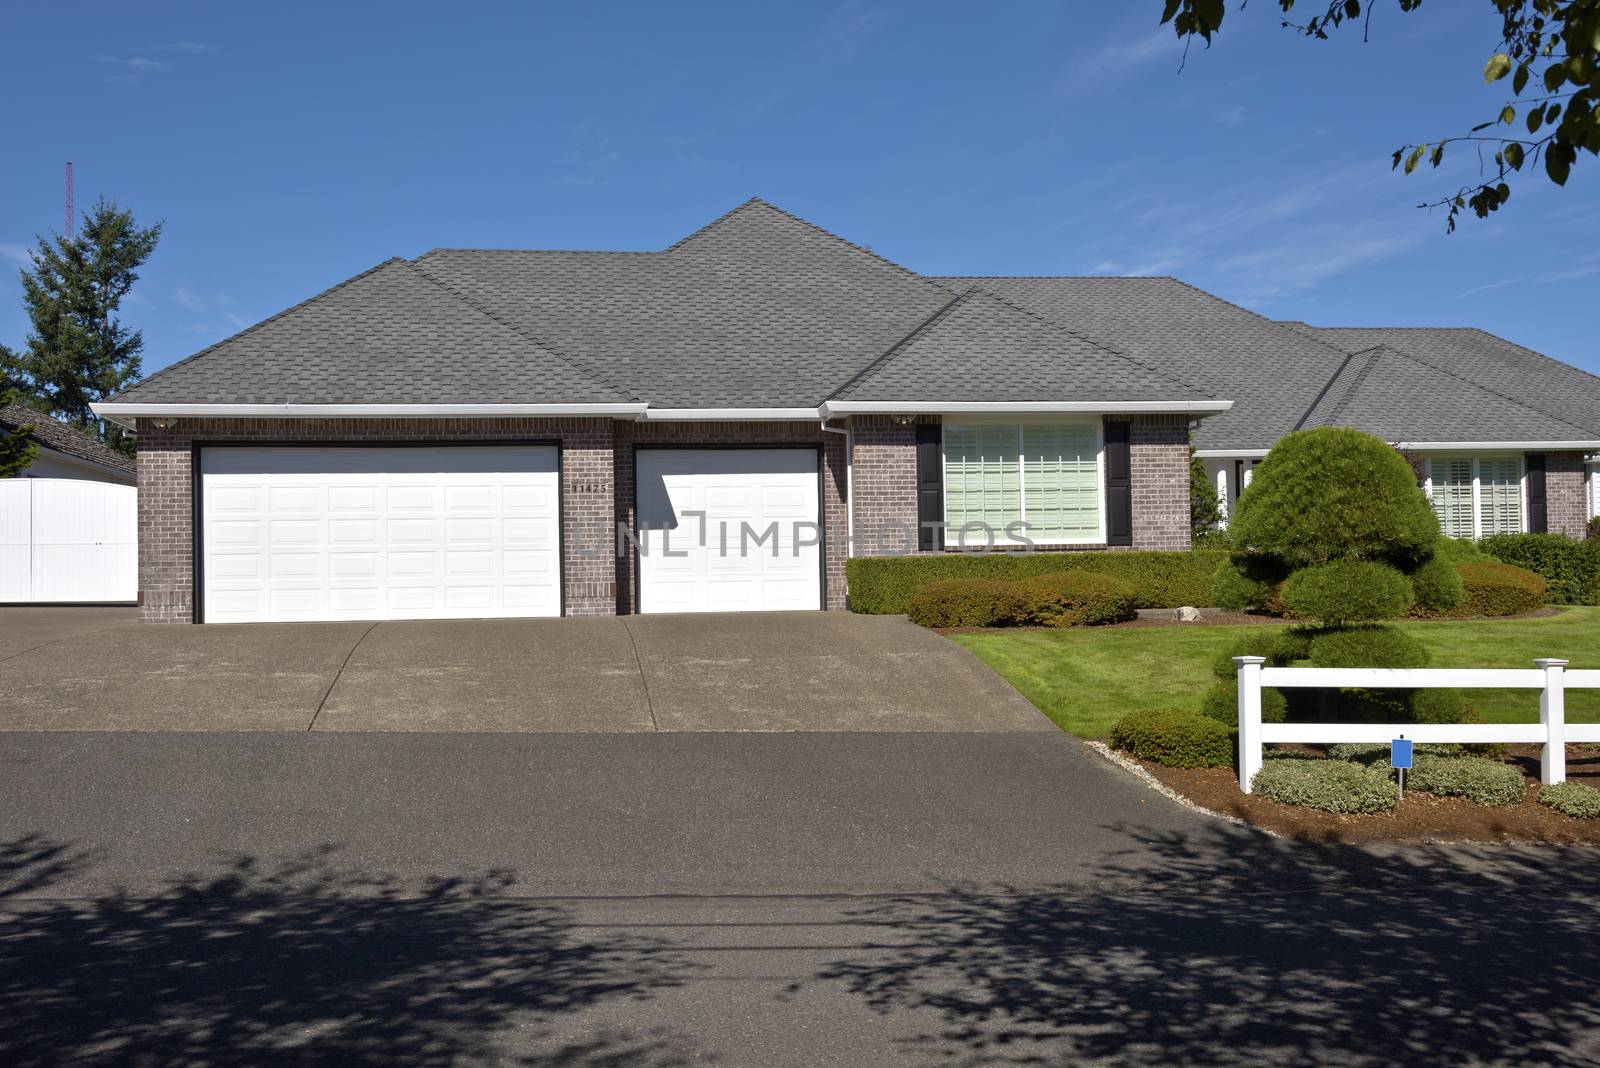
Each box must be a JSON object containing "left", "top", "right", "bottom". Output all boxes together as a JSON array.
[{"left": 953, "top": 606, "right": 1600, "bottom": 738}]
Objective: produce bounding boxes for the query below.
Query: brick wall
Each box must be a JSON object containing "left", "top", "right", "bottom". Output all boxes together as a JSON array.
[
  {"left": 849, "top": 416, "right": 920, "bottom": 554},
  {"left": 612, "top": 420, "right": 849, "bottom": 611},
  {"left": 1129, "top": 414, "right": 1192, "bottom": 551},
  {"left": 133, "top": 418, "right": 616, "bottom": 623},
  {"left": 1545, "top": 450, "right": 1588, "bottom": 538}
]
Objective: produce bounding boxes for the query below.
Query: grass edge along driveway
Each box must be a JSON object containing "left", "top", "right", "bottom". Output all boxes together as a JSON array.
[{"left": 954, "top": 606, "right": 1600, "bottom": 739}]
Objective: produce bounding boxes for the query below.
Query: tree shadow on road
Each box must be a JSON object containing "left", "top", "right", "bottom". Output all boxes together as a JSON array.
[
  {"left": 0, "top": 836, "right": 701, "bottom": 1067},
  {"left": 802, "top": 825, "right": 1600, "bottom": 1066}
]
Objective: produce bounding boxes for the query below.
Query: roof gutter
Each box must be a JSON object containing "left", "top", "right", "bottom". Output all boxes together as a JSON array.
[
  {"left": 1395, "top": 440, "right": 1600, "bottom": 451},
  {"left": 819, "top": 400, "right": 1233, "bottom": 418},
  {"left": 638, "top": 408, "right": 820, "bottom": 421},
  {"left": 1193, "top": 448, "right": 1270, "bottom": 459},
  {"left": 90, "top": 401, "right": 651, "bottom": 430}
]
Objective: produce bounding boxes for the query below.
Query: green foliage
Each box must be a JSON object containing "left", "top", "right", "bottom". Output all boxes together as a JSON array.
[
  {"left": 1433, "top": 536, "right": 1489, "bottom": 563},
  {"left": 845, "top": 550, "right": 1227, "bottom": 614},
  {"left": 1189, "top": 447, "right": 1223, "bottom": 535},
  {"left": 1250, "top": 758, "right": 1399, "bottom": 814},
  {"left": 1210, "top": 560, "right": 1275, "bottom": 612},
  {"left": 1480, "top": 533, "right": 1600, "bottom": 605},
  {"left": 1228, "top": 428, "right": 1439, "bottom": 571},
  {"left": 1, "top": 198, "right": 161, "bottom": 457},
  {"left": 0, "top": 385, "right": 40, "bottom": 478},
  {"left": 1537, "top": 780, "right": 1600, "bottom": 819},
  {"left": 1407, "top": 754, "right": 1527, "bottom": 806},
  {"left": 1457, "top": 560, "right": 1547, "bottom": 616},
  {"left": 1280, "top": 560, "right": 1414, "bottom": 624},
  {"left": 1208, "top": 630, "right": 1291, "bottom": 679},
  {"left": 1327, "top": 742, "right": 1461, "bottom": 763},
  {"left": 1588, "top": 516, "right": 1600, "bottom": 541},
  {"left": 1410, "top": 688, "right": 1474, "bottom": 725},
  {"left": 904, "top": 580, "right": 1029, "bottom": 628},
  {"left": 1017, "top": 572, "right": 1138, "bottom": 627},
  {"left": 1160, "top": 1, "right": 1600, "bottom": 232},
  {"left": 1307, "top": 625, "right": 1429, "bottom": 669},
  {"left": 1109, "top": 708, "right": 1235, "bottom": 769},
  {"left": 1410, "top": 557, "right": 1468, "bottom": 614},
  {"left": 1200, "top": 678, "right": 1286, "bottom": 724}
]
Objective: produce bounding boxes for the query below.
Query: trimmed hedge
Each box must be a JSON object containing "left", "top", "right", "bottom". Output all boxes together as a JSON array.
[
  {"left": 1018, "top": 572, "right": 1138, "bottom": 627},
  {"left": 1406, "top": 755, "right": 1526, "bottom": 806},
  {"left": 1279, "top": 560, "right": 1413, "bottom": 624},
  {"left": 1109, "top": 708, "right": 1235, "bottom": 769},
  {"left": 1307, "top": 625, "right": 1429, "bottom": 670},
  {"left": 1200, "top": 678, "right": 1286, "bottom": 724},
  {"left": 905, "top": 580, "right": 1028, "bottom": 628},
  {"left": 1538, "top": 781, "right": 1600, "bottom": 819},
  {"left": 1480, "top": 533, "right": 1600, "bottom": 605},
  {"left": 1410, "top": 557, "right": 1467, "bottom": 615},
  {"left": 846, "top": 549, "right": 1227, "bottom": 615},
  {"left": 1456, "top": 561, "right": 1547, "bottom": 616},
  {"left": 1327, "top": 742, "right": 1461, "bottom": 763},
  {"left": 1251, "top": 758, "right": 1399, "bottom": 813}
]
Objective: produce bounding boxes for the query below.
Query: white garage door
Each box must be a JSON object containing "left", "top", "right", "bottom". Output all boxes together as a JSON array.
[
  {"left": 200, "top": 445, "right": 561, "bottom": 623},
  {"left": 0, "top": 478, "right": 137, "bottom": 603},
  {"left": 635, "top": 448, "right": 822, "bottom": 613}
]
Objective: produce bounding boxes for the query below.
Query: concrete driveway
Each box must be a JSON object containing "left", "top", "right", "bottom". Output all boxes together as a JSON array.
[{"left": 0, "top": 607, "right": 1051, "bottom": 732}]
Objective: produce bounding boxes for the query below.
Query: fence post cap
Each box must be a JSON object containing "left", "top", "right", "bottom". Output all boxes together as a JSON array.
[
  {"left": 1534, "top": 658, "right": 1570, "bottom": 668},
  {"left": 1232, "top": 655, "right": 1268, "bottom": 665}
]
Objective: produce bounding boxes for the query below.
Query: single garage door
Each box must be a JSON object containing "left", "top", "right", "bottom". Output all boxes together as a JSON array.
[
  {"left": 635, "top": 448, "right": 822, "bottom": 613},
  {"left": 200, "top": 445, "right": 561, "bottom": 623}
]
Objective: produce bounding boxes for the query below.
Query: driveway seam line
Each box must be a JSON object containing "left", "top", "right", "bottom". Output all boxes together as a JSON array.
[
  {"left": 0, "top": 625, "right": 124, "bottom": 666},
  {"left": 307, "top": 621, "right": 380, "bottom": 731},
  {"left": 620, "top": 617, "right": 659, "bottom": 731}
]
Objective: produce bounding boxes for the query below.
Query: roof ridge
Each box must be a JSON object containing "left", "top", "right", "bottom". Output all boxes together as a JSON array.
[
  {"left": 963, "top": 281, "right": 1217, "bottom": 399},
  {"left": 115, "top": 257, "right": 410, "bottom": 399},
  {"left": 1312, "top": 345, "right": 1385, "bottom": 428},
  {"left": 825, "top": 288, "right": 975, "bottom": 401},
  {"left": 934, "top": 274, "right": 1180, "bottom": 281},
  {"left": 417, "top": 248, "right": 662, "bottom": 257},
  {"left": 667, "top": 197, "right": 940, "bottom": 288},
  {"left": 403, "top": 260, "right": 639, "bottom": 403},
  {"left": 1292, "top": 345, "right": 1364, "bottom": 431},
  {"left": 1159, "top": 277, "right": 1364, "bottom": 367},
  {"left": 1364, "top": 338, "right": 1600, "bottom": 439}
]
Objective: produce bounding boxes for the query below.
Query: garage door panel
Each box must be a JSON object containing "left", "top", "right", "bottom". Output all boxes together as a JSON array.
[
  {"left": 201, "top": 445, "right": 560, "bottom": 623},
  {"left": 636, "top": 449, "right": 821, "bottom": 614}
]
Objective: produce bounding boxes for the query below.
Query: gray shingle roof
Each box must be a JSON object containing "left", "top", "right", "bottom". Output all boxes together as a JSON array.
[{"left": 0, "top": 403, "right": 134, "bottom": 474}]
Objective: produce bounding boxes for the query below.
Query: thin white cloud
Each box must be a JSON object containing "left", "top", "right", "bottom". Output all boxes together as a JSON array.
[
  {"left": 1058, "top": 26, "right": 1179, "bottom": 92},
  {"left": 0, "top": 242, "right": 31, "bottom": 267},
  {"left": 96, "top": 55, "right": 171, "bottom": 74},
  {"left": 824, "top": 1, "right": 888, "bottom": 59},
  {"left": 1453, "top": 276, "right": 1527, "bottom": 300},
  {"left": 174, "top": 287, "right": 206, "bottom": 313},
  {"left": 166, "top": 41, "right": 217, "bottom": 53}
]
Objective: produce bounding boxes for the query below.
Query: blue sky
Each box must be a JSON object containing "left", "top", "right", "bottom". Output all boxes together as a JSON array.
[{"left": 3, "top": 1, "right": 1596, "bottom": 378}]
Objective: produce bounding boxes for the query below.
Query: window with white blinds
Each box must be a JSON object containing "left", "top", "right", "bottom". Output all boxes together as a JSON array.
[
  {"left": 944, "top": 421, "right": 1102, "bottom": 543},
  {"left": 1427, "top": 455, "right": 1524, "bottom": 539}
]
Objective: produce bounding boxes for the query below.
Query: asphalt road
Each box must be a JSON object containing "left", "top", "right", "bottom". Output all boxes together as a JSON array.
[{"left": 3, "top": 730, "right": 1599, "bottom": 1066}]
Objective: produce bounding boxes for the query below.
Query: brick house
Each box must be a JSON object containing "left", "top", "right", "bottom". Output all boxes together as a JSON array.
[{"left": 93, "top": 199, "right": 1600, "bottom": 624}]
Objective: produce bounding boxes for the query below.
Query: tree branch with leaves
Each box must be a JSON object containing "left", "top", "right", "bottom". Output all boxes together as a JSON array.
[{"left": 1160, "top": 0, "right": 1600, "bottom": 230}]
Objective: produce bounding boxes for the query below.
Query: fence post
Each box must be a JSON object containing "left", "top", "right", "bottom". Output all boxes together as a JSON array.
[
  {"left": 1234, "top": 656, "right": 1266, "bottom": 793},
  {"left": 1535, "top": 658, "right": 1568, "bottom": 785}
]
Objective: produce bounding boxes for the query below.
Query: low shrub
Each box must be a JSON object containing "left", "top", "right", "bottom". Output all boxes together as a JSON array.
[
  {"left": 1327, "top": 742, "right": 1461, "bottom": 763},
  {"left": 1480, "top": 533, "right": 1600, "bottom": 605},
  {"left": 1279, "top": 560, "right": 1413, "bottom": 624},
  {"left": 904, "top": 580, "right": 1028, "bottom": 628},
  {"left": 1109, "top": 708, "right": 1235, "bottom": 769},
  {"left": 1406, "top": 755, "right": 1526, "bottom": 806},
  {"left": 1018, "top": 572, "right": 1137, "bottom": 627},
  {"left": 1208, "top": 631, "right": 1298, "bottom": 680},
  {"left": 1200, "top": 679, "right": 1286, "bottom": 724},
  {"left": 1589, "top": 516, "right": 1600, "bottom": 542},
  {"left": 846, "top": 550, "right": 1228, "bottom": 614},
  {"left": 1538, "top": 780, "right": 1600, "bottom": 819},
  {"left": 1433, "top": 536, "right": 1489, "bottom": 563},
  {"left": 1251, "top": 758, "right": 1399, "bottom": 813},
  {"left": 1409, "top": 557, "right": 1466, "bottom": 615},
  {"left": 1456, "top": 561, "right": 1547, "bottom": 616},
  {"left": 1307, "top": 625, "right": 1429, "bottom": 669},
  {"left": 1211, "top": 561, "right": 1275, "bottom": 612}
]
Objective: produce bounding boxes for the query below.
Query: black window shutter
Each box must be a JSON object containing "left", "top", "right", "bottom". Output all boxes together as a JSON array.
[
  {"left": 1526, "top": 452, "right": 1548, "bottom": 533},
  {"left": 915, "top": 422, "right": 944, "bottom": 551},
  {"left": 1105, "top": 420, "right": 1132, "bottom": 546}
]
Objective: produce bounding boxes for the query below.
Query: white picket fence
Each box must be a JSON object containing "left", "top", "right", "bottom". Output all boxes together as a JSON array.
[{"left": 1233, "top": 656, "right": 1600, "bottom": 793}]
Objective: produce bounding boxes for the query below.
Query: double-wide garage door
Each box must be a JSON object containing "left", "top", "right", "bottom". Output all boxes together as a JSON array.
[{"left": 200, "top": 446, "right": 561, "bottom": 623}]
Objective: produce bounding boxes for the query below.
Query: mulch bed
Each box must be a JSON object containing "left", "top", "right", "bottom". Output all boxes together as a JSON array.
[
  {"left": 1134, "top": 745, "right": 1600, "bottom": 844},
  {"left": 938, "top": 607, "right": 1559, "bottom": 635}
]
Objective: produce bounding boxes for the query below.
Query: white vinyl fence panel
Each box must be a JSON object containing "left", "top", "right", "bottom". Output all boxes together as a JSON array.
[
  {"left": 0, "top": 478, "right": 137, "bottom": 603},
  {"left": 1234, "top": 656, "right": 1600, "bottom": 792}
]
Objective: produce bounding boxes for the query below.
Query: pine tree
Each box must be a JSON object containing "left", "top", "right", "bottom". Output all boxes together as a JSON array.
[
  {"left": 3, "top": 198, "right": 161, "bottom": 456},
  {"left": 0, "top": 377, "right": 40, "bottom": 478}
]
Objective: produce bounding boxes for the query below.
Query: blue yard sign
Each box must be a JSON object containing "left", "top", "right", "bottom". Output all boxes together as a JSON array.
[{"left": 1390, "top": 739, "right": 1414, "bottom": 769}]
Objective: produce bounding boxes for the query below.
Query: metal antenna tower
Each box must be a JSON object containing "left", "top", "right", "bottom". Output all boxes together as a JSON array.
[{"left": 65, "top": 162, "right": 74, "bottom": 237}]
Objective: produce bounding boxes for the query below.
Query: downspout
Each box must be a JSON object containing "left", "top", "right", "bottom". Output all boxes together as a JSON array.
[{"left": 819, "top": 417, "right": 852, "bottom": 558}]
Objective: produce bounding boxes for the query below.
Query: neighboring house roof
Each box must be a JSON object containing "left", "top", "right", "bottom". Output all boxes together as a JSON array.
[{"left": 0, "top": 403, "right": 134, "bottom": 475}]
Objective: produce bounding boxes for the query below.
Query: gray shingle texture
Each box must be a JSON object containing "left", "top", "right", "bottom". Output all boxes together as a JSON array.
[{"left": 0, "top": 403, "right": 134, "bottom": 474}]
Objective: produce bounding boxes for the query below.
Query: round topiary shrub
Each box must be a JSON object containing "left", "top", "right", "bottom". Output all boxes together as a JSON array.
[
  {"left": 905, "top": 579, "right": 1028, "bottom": 628},
  {"left": 1228, "top": 428, "right": 1440, "bottom": 570},
  {"left": 1538, "top": 780, "right": 1600, "bottom": 818},
  {"left": 1251, "top": 758, "right": 1399, "bottom": 813},
  {"left": 1208, "top": 631, "right": 1287, "bottom": 679},
  {"left": 1456, "top": 561, "right": 1547, "bottom": 616},
  {"left": 1200, "top": 678, "right": 1287, "bottom": 724},
  {"left": 1410, "top": 557, "right": 1467, "bottom": 615},
  {"left": 1109, "top": 708, "right": 1235, "bottom": 769},
  {"left": 1211, "top": 560, "right": 1276, "bottom": 612},
  {"left": 1018, "top": 571, "right": 1137, "bottom": 627},
  {"left": 1279, "top": 560, "right": 1414, "bottom": 624},
  {"left": 1406, "top": 755, "right": 1526, "bottom": 806},
  {"left": 1433, "top": 536, "right": 1489, "bottom": 563},
  {"left": 1307, "top": 625, "right": 1429, "bottom": 669},
  {"left": 1411, "top": 688, "right": 1474, "bottom": 725}
]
